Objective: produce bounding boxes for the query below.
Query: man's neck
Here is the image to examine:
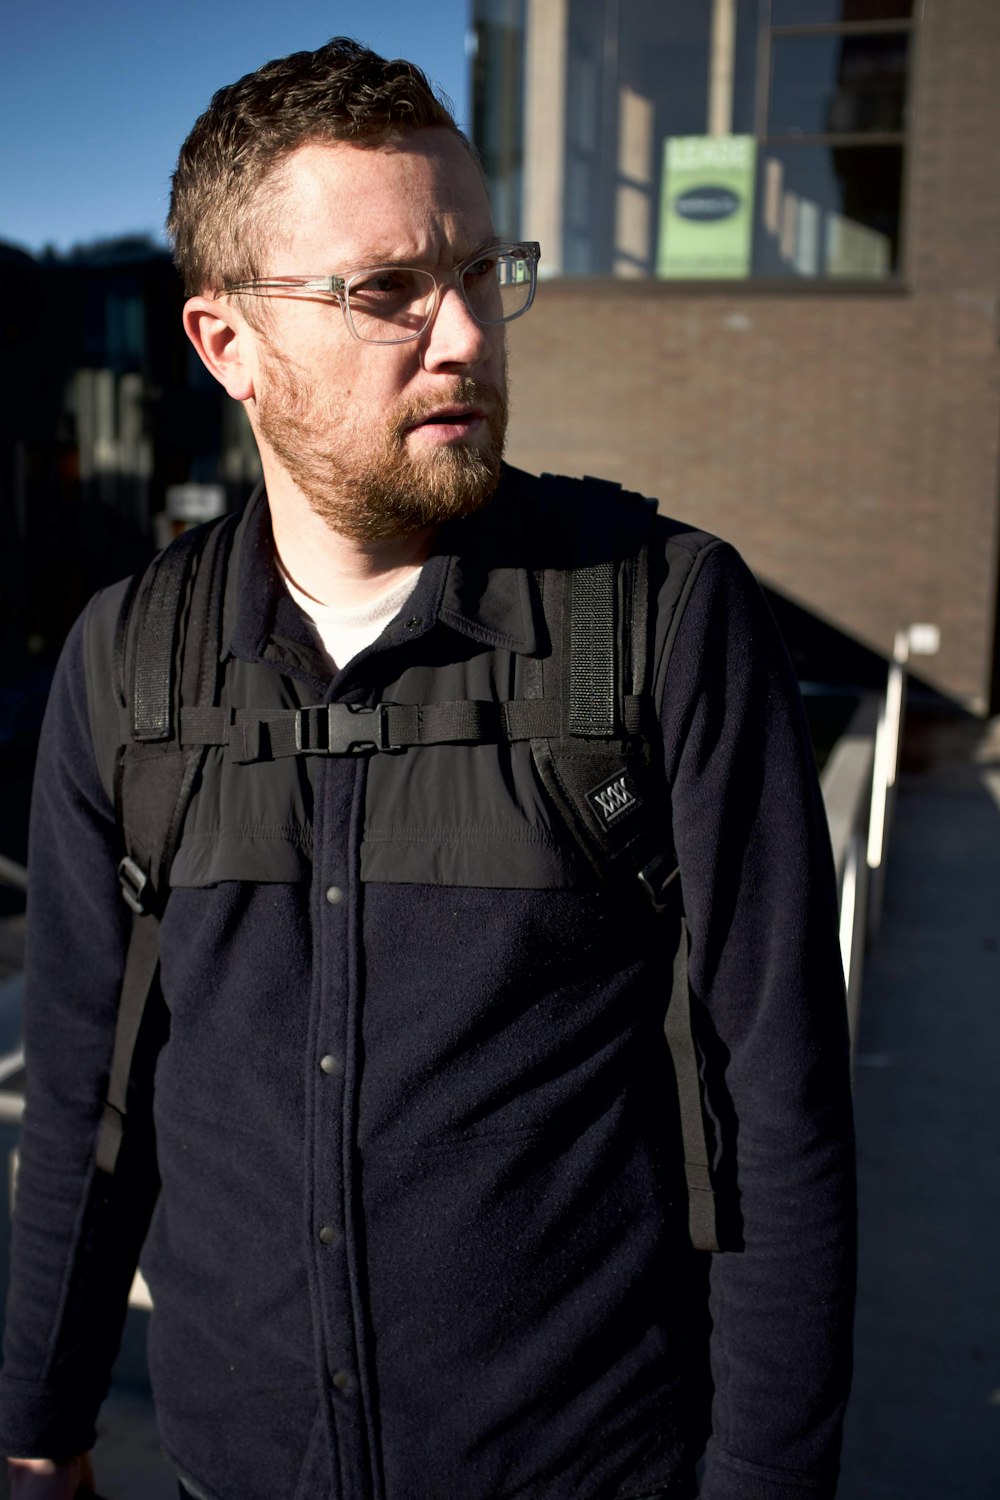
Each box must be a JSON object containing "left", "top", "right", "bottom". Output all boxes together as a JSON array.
[{"left": 267, "top": 486, "right": 433, "bottom": 609}]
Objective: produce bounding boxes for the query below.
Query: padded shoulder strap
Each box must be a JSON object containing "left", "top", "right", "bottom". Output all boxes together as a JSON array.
[
  {"left": 528, "top": 475, "right": 669, "bottom": 900},
  {"left": 115, "top": 512, "right": 237, "bottom": 909},
  {"left": 532, "top": 475, "right": 725, "bottom": 1251},
  {"left": 93, "top": 512, "right": 237, "bottom": 1177}
]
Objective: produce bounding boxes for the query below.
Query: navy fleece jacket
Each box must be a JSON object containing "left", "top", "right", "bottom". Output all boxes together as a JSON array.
[{"left": 0, "top": 469, "right": 855, "bottom": 1499}]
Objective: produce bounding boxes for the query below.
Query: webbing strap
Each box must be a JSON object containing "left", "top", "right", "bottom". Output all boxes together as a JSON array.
[
  {"left": 568, "top": 561, "right": 617, "bottom": 736},
  {"left": 95, "top": 913, "right": 160, "bottom": 1176},
  {"left": 176, "top": 697, "right": 646, "bottom": 760},
  {"left": 664, "top": 921, "right": 720, "bottom": 1253}
]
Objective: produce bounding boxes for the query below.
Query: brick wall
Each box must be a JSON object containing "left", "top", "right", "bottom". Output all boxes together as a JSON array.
[{"left": 502, "top": 0, "right": 1000, "bottom": 712}]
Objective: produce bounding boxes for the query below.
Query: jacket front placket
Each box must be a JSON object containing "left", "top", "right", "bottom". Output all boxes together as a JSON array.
[
  {"left": 294, "top": 580, "right": 451, "bottom": 1500},
  {"left": 230, "top": 482, "right": 546, "bottom": 1500}
]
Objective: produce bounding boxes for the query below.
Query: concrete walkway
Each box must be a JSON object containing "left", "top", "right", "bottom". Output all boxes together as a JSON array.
[{"left": 839, "top": 711, "right": 1000, "bottom": 1500}]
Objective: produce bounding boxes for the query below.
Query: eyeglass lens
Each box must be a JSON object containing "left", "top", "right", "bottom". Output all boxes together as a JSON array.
[{"left": 346, "top": 251, "right": 534, "bottom": 342}]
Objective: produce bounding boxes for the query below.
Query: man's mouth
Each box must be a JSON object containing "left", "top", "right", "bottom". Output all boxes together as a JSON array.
[
  {"left": 405, "top": 406, "right": 486, "bottom": 442},
  {"left": 410, "top": 405, "right": 483, "bottom": 427}
]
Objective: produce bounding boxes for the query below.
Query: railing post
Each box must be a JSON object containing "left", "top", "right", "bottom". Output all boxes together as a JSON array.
[
  {"left": 866, "top": 630, "right": 909, "bottom": 942},
  {"left": 866, "top": 623, "right": 940, "bottom": 944},
  {"left": 820, "top": 692, "right": 879, "bottom": 1053}
]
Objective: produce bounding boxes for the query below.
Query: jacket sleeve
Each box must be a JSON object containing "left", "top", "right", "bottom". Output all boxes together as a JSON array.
[
  {"left": 657, "top": 540, "right": 856, "bottom": 1500},
  {"left": 0, "top": 595, "right": 154, "bottom": 1460}
]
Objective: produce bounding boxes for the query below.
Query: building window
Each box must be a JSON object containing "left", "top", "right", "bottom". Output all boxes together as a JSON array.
[
  {"left": 756, "top": 4, "right": 913, "bottom": 278},
  {"left": 471, "top": 0, "right": 916, "bottom": 283},
  {"left": 470, "top": 0, "right": 527, "bottom": 241}
]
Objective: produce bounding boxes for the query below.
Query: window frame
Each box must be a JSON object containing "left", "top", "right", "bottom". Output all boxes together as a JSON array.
[
  {"left": 471, "top": 0, "right": 922, "bottom": 290},
  {"left": 744, "top": 7, "right": 920, "bottom": 286}
]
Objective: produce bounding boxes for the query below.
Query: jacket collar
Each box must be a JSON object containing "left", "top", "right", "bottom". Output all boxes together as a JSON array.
[
  {"left": 226, "top": 464, "right": 545, "bottom": 671},
  {"left": 434, "top": 464, "right": 542, "bottom": 655}
]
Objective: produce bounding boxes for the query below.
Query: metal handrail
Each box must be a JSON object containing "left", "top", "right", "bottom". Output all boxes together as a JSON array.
[
  {"left": 820, "top": 622, "right": 940, "bottom": 1048},
  {"left": 820, "top": 693, "right": 879, "bottom": 1048}
]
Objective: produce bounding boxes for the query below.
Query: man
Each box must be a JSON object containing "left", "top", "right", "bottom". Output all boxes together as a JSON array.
[{"left": 0, "top": 38, "right": 855, "bottom": 1500}]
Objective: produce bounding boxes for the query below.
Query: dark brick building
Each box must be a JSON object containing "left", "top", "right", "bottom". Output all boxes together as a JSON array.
[{"left": 474, "top": 0, "right": 1000, "bottom": 711}]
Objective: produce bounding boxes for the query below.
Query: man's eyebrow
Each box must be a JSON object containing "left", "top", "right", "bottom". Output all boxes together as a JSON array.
[
  {"left": 462, "top": 237, "right": 502, "bottom": 260},
  {"left": 336, "top": 237, "right": 501, "bottom": 271}
]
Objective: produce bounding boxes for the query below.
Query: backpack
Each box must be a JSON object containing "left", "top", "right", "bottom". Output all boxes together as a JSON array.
[{"left": 86, "top": 475, "right": 726, "bottom": 1252}]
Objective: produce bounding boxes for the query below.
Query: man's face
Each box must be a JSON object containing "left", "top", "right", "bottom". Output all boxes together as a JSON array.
[{"left": 241, "top": 129, "right": 508, "bottom": 543}]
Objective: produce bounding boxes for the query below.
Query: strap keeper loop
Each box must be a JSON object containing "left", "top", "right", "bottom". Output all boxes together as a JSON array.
[{"left": 227, "top": 710, "right": 260, "bottom": 764}]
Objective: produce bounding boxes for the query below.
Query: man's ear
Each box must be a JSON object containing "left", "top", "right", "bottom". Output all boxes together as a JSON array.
[{"left": 183, "top": 296, "right": 256, "bottom": 402}]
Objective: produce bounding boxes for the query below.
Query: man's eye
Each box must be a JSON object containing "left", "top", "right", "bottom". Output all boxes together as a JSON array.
[
  {"left": 463, "top": 257, "right": 496, "bottom": 281},
  {"left": 351, "top": 269, "right": 414, "bottom": 299}
]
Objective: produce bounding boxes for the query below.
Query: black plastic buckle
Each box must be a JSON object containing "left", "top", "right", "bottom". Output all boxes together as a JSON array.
[
  {"left": 118, "top": 856, "right": 150, "bottom": 916},
  {"left": 294, "top": 703, "right": 397, "bottom": 756}
]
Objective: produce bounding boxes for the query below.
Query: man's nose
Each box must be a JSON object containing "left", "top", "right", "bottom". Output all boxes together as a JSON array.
[{"left": 421, "top": 280, "right": 493, "bottom": 370}]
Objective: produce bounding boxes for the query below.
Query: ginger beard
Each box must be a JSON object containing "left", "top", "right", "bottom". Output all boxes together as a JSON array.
[{"left": 252, "top": 340, "right": 508, "bottom": 543}]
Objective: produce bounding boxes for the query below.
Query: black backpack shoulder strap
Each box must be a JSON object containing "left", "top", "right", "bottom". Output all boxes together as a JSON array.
[
  {"left": 85, "top": 512, "right": 238, "bottom": 1176},
  {"left": 529, "top": 472, "right": 717, "bottom": 904},
  {"left": 531, "top": 474, "right": 726, "bottom": 1252},
  {"left": 525, "top": 474, "right": 653, "bottom": 884}
]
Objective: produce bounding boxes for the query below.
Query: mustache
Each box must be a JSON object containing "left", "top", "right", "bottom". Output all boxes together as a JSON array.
[{"left": 391, "top": 378, "right": 507, "bottom": 436}]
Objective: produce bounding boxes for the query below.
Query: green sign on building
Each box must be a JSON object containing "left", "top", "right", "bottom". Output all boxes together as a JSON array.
[{"left": 657, "top": 135, "right": 757, "bottom": 279}]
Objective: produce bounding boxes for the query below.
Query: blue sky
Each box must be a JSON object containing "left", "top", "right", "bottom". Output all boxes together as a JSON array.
[{"left": 1, "top": 0, "right": 471, "bottom": 255}]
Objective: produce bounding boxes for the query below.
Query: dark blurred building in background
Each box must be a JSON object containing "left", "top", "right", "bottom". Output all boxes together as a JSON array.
[
  {"left": 471, "top": 0, "right": 1000, "bottom": 713},
  {"left": 0, "top": 236, "right": 259, "bottom": 675}
]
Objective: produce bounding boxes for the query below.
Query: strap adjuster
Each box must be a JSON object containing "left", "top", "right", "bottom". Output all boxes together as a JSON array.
[
  {"left": 637, "top": 849, "right": 680, "bottom": 912},
  {"left": 293, "top": 703, "right": 397, "bottom": 756},
  {"left": 118, "top": 856, "right": 150, "bottom": 915}
]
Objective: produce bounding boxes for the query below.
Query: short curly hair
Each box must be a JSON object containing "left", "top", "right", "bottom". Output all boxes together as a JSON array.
[{"left": 167, "top": 37, "right": 471, "bottom": 296}]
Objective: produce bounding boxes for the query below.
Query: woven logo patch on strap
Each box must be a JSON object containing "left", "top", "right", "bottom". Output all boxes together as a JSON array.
[{"left": 586, "top": 769, "right": 643, "bottom": 827}]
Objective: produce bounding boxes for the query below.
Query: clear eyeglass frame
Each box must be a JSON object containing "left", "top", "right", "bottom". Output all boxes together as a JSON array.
[{"left": 221, "top": 241, "right": 541, "bottom": 345}]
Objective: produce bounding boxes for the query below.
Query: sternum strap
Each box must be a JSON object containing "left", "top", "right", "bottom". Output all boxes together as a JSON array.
[{"left": 177, "top": 697, "right": 644, "bottom": 761}]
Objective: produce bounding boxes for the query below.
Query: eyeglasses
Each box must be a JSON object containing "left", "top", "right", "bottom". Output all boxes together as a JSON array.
[{"left": 221, "top": 241, "right": 540, "bottom": 345}]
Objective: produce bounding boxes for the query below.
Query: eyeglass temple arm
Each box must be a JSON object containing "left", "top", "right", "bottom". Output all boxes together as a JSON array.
[{"left": 222, "top": 276, "right": 346, "bottom": 295}]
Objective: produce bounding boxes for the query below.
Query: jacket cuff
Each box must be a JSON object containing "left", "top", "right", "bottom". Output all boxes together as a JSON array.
[
  {"left": 0, "top": 1372, "right": 98, "bottom": 1462},
  {"left": 699, "top": 1447, "right": 839, "bottom": 1500}
]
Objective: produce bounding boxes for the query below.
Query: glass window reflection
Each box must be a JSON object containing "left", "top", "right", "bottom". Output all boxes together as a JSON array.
[
  {"left": 754, "top": 144, "right": 902, "bottom": 277},
  {"left": 770, "top": 32, "right": 909, "bottom": 136}
]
